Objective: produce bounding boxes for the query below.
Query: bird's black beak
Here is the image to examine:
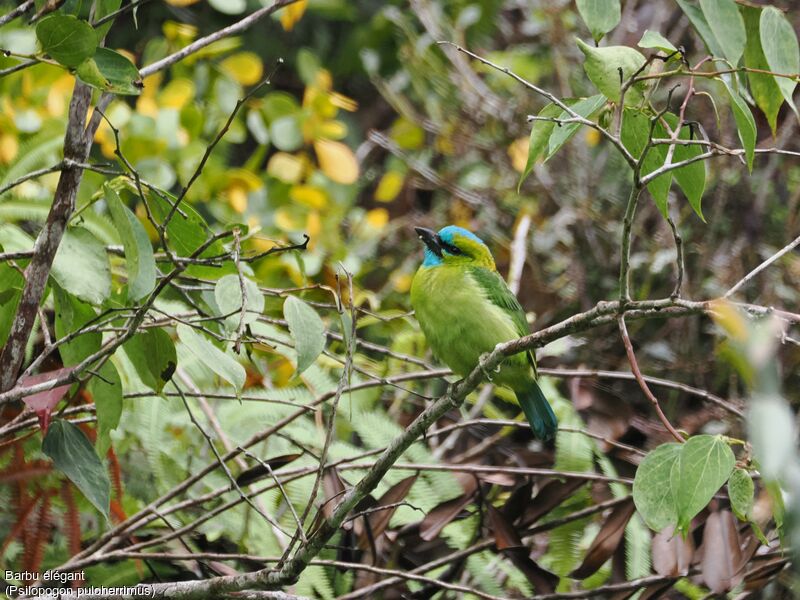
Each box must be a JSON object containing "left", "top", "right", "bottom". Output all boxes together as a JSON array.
[{"left": 414, "top": 227, "right": 442, "bottom": 257}]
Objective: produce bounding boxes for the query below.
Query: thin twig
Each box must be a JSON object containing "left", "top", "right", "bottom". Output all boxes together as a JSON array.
[
  {"left": 442, "top": 42, "right": 638, "bottom": 169},
  {"left": 91, "top": 0, "right": 152, "bottom": 28},
  {"left": 618, "top": 185, "right": 643, "bottom": 303},
  {"left": 232, "top": 227, "right": 248, "bottom": 354},
  {"left": 0, "top": 0, "right": 34, "bottom": 27},
  {"left": 239, "top": 447, "right": 307, "bottom": 543},
  {"left": 138, "top": 1, "right": 297, "bottom": 78},
  {"left": 175, "top": 381, "right": 292, "bottom": 540},
  {"left": 666, "top": 212, "right": 685, "bottom": 298},
  {"left": 618, "top": 315, "right": 684, "bottom": 442},
  {"left": 507, "top": 213, "right": 531, "bottom": 295},
  {"left": 724, "top": 232, "right": 800, "bottom": 298}
]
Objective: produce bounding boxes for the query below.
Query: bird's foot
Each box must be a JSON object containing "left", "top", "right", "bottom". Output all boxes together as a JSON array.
[{"left": 478, "top": 353, "right": 494, "bottom": 381}]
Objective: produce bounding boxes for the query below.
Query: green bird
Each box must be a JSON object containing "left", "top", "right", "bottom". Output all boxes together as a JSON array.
[{"left": 410, "top": 225, "right": 557, "bottom": 440}]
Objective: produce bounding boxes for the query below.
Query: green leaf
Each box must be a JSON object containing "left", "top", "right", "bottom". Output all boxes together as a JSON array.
[
  {"left": 722, "top": 80, "right": 756, "bottom": 172},
  {"left": 662, "top": 113, "right": 707, "bottom": 221},
  {"left": 760, "top": 7, "right": 799, "bottom": 117},
  {"left": 620, "top": 108, "right": 673, "bottom": 216},
  {"left": 672, "top": 435, "right": 736, "bottom": 533},
  {"left": 576, "top": 0, "right": 621, "bottom": 43},
  {"left": 51, "top": 227, "right": 112, "bottom": 306},
  {"left": 518, "top": 103, "right": 562, "bottom": 190},
  {"left": 546, "top": 94, "right": 607, "bottom": 160},
  {"left": 105, "top": 184, "right": 156, "bottom": 301},
  {"left": 576, "top": 39, "right": 647, "bottom": 105},
  {"left": 177, "top": 323, "right": 245, "bottom": 393},
  {"left": 93, "top": 0, "right": 122, "bottom": 39},
  {"left": 0, "top": 263, "right": 24, "bottom": 348},
  {"left": 53, "top": 285, "right": 101, "bottom": 366},
  {"left": 632, "top": 442, "right": 681, "bottom": 532},
  {"left": 43, "top": 420, "right": 110, "bottom": 519},
  {"left": 214, "top": 274, "right": 265, "bottom": 332},
  {"left": 743, "top": 6, "right": 783, "bottom": 134},
  {"left": 283, "top": 295, "right": 326, "bottom": 375},
  {"left": 638, "top": 30, "right": 678, "bottom": 54},
  {"left": 124, "top": 328, "right": 177, "bottom": 393},
  {"left": 728, "top": 468, "right": 754, "bottom": 521},
  {"left": 149, "top": 191, "right": 234, "bottom": 279},
  {"left": 675, "top": 0, "right": 726, "bottom": 58},
  {"left": 35, "top": 15, "right": 97, "bottom": 68},
  {"left": 89, "top": 361, "right": 122, "bottom": 456},
  {"left": 270, "top": 115, "right": 304, "bottom": 151},
  {"left": 699, "top": 0, "right": 746, "bottom": 66},
  {"left": 77, "top": 48, "right": 142, "bottom": 95}
]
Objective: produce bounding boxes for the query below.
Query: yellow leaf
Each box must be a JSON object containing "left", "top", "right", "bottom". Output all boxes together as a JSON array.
[
  {"left": 280, "top": 0, "right": 308, "bottom": 31},
  {"left": 365, "top": 208, "right": 389, "bottom": 229},
  {"left": 314, "top": 139, "right": 358, "bottom": 184},
  {"left": 227, "top": 185, "right": 248, "bottom": 214},
  {"left": 159, "top": 78, "right": 195, "bottom": 109},
  {"left": 220, "top": 52, "right": 264, "bottom": 86},
  {"left": 585, "top": 128, "right": 602, "bottom": 147},
  {"left": 329, "top": 91, "right": 358, "bottom": 112},
  {"left": 163, "top": 21, "right": 198, "bottom": 42},
  {"left": 267, "top": 152, "right": 305, "bottom": 183},
  {"left": 290, "top": 185, "right": 327, "bottom": 209},
  {"left": 165, "top": 0, "right": 201, "bottom": 5},
  {"left": 390, "top": 116, "right": 424, "bottom": 150},
  {"left": 227, "top": 168, "right": 263, "bottom": 191},
  {"left": 435, "top": 135, "right": 455, "bottom": 155},
  {"left": 93, "top": 102, "right": 131, "bottom": 158},
  {"left": 375, "top": 171, "right": 404, "bottom": 202},
  {"left": 0, "top": 133, "right": 19, "bottom": 164},
  {"left": 391, "top": 272, "right": 413, "bottom": 293},
  {"left": 306, "top": 210, "right": 321, "bottom": 245},
  {"left": 46, "top": 74, "right": 76, "bottom": 116},
  {"left": 275, "top": 207, "right": 302, "bottom": 231},
  {"left": 507, "top": 137, "right": 529, "bottom": 173},
  {"left": 318, "top": 120, "right": 347, "bottom": 140},
  {"left": 115, "top": 48, "right": 137, "bottom": 65},
  {"left": 709, "top": 300, "right": 748, "bottom": 342}
]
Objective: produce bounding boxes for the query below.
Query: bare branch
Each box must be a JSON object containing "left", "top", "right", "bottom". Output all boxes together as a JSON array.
[
  {"left": 618, "top": 185, "right": 644, "bottom": 303},
  {"left": 138, "top": 0, "right": 298, "bottom": 78},
  {"left": 618, "top": 315, "right": 684, "bottom": 442},
  {"left": 724, "top": 232, "right": 800, "bottom": 298},
  {"left": 0, "top": 0, "right": 34, "bottom": 27},
  {"left": 0, "top": 81, "right": 93, "bottom": 393}
]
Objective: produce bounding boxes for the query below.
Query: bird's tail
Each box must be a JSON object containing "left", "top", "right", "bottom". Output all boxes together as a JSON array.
[{"left": 515, "top": 382, "right": 558, "bottom": 441}]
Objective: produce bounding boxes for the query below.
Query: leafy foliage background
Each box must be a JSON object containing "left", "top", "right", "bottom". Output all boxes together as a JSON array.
[{"left": 0, "top": 0, "right": 799, "bottom": 598}]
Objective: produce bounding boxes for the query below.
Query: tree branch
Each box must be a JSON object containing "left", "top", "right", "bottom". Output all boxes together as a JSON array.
[
  {"left": 0, "top": 81, "right": 93, "bottom": 393},
  {"left": 138, "top": 0, "right": 299, "bottom": 79},
  {"left": 724, "top": 231, "right": 800, "bottom": 298}
]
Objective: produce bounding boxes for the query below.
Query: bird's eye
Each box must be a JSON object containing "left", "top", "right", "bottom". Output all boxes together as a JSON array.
[{"left": 443, "top": 243, "right": 462, "bottom": 255}]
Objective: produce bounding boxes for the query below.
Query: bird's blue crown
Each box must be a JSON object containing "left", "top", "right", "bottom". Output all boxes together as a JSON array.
[{"left": 421, "top": 225, "right": 488, "bottom": 267}]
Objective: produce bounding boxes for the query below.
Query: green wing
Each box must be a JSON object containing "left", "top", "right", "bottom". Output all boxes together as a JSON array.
[{"left": 468, "top": 266, "right": 538, "bottom": 376}]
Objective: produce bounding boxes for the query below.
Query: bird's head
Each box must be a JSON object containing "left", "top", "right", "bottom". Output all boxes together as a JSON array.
[{"left": 414, "top": 225, "right": 495, "bottom": 269}]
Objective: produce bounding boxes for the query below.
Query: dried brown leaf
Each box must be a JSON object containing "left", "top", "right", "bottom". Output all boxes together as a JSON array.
[
  {"left": 235, "top": 453, "right": 303, "bottom": 487},
  {"left": 420, "top": 492, "right": 475, "bottom": 541},
  {"left": 522, "top": 478, "right": 586, "bottom": 525},
  {"left": 506, "top": 548, "right": 559, "bottom": 594},
  {"left": 652, "top": 524, "right": 694, "bottom": 576},
  {"left": 358, "top": 475, "right": 417, "bottom": 550},
  {"left": 570, "top": 497, "right": 636, "bottom": 579},
  {"left": 701, "top": 509, "right": 744, "bottom": 594},
  {"left": 486, "top": 502, "right": 523, "bottom": 550},
  {"left": 502, "top": 479, "right": 533, "bottom": 523}
]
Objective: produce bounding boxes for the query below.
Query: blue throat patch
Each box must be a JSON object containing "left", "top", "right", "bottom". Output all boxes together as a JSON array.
[{"left": 422, "top": 247, "right": 443, "bottom": 267}]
